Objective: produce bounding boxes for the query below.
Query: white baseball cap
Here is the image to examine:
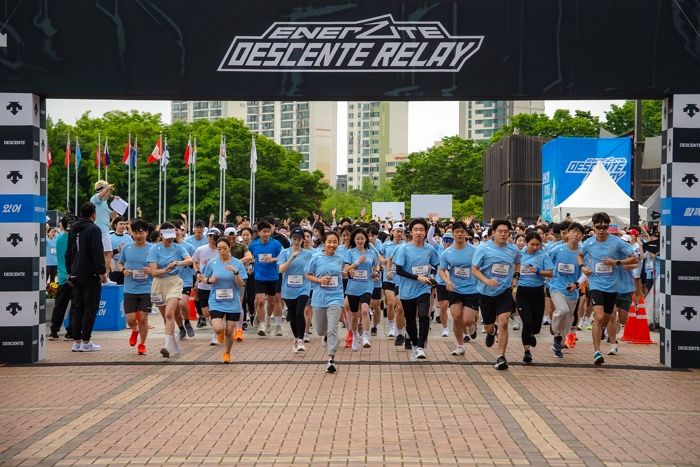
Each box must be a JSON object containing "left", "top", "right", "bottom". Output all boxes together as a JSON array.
[{"left": 224, "top": 227, "right": 237, "bottom": 236}]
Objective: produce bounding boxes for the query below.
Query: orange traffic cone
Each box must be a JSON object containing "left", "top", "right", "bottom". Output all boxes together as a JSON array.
[
  {"left": 188, "top": 289, "right": 197, "bottom": 321},
  {"left": 630, "top": 295, "right": 654, "bottom": 344},
  {"left": 620, "top": 302, "right": 638, "bottom": 342}
]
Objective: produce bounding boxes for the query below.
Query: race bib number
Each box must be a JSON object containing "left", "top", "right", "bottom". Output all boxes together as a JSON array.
[
  {"left": 453, "top": 267, "right": 471, "bottom": 278},
  {"left": 287, "top": 275, "right": 303, "bottom": 288},
  {"left": 150, "top": 293, "right": 164, "bottom": 306},
  {"left": 520, "top": 267, "right": 536, "bottom": 277},
  {"left": 258, "top": 253, "right": 272, "bottom": 262},
  {"left": 558, "top": 263, "right": 575, "bottom": 274},
  {"left": 49, "top": 247, "right": 57, "bottom": 255},
  {"left": 491, "top": 263, "right": 510, "bottom": 277},
  {"left": 132, "top": 270, "right": 148, "bottom": 281},
  {"left": 645, "top": 261, "right": 654, "bottom": 272},
  {"left": 390, "top": 264, "right": 397, "bottom": 273},
  {"left": 595, "top": 262, "right": 613, "bottom": 275},
  {"left": 215, "top": 288, "right": 234, "bottom": 302},
  {"left": 320, "top": 276, "right": 339, "bottom": 288},
  {"left": 412, "top": 265, "right": 430, "bottom": 276},
  {"left": 353, "top": 269, "right": 368, "bottom": 281}
]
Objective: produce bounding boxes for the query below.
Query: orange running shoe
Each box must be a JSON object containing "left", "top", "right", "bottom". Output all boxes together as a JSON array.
[
  {"left": 137, "top": 343, "right": 146, "bottom": 355},
  {"left": 223, "top": 352, "right": 231, "bottom": 363},
  {"left": 129, "top": 329, "right": 138, "bottom": 347},
  {"left": 234, "top": 328, "right": 244, "bottom": 342},
  {"left": 345, "top": 329, "right": 353, "bottom": 348},
  {"left": 565, "top": 333, "right": 577, "bottom": 349},
  {"left": 217, "top": 331, "right": 225, "bottom": 344}
]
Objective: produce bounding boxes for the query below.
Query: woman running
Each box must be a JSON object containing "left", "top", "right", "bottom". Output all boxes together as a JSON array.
[{"left": 344, "top": 228, "right": 379, "bottom": 350}]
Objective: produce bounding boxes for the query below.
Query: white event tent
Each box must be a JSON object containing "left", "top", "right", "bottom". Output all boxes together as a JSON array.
[{"left": 552, "top": 161, "right": 647, "bottom": 226}]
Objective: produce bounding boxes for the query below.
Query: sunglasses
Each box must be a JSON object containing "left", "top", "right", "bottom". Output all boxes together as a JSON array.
[{"left": 594, "top": 224, "right": 610, "bottom": 230}]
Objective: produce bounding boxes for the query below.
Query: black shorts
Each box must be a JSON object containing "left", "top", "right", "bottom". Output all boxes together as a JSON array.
[
  {"left": 449, "top": 292, "right": 480, "bottom": 310},
  {"left": 382, "top": 281, "right": 395, "bottom": 292},
  {"left": 210, "top": 310, "right": 242, "bottom": 321},
  {"left": 479, "top": 290, "right": 516, "bottom": 325},
  {"left": 615, "top": 292, "right": 632, "bottom": 312},
  {"left": 342, "top": 278, "right": 348, "bottom": 293},
  {"left": 589, "top": 290, "right": 617, "bottom": 314},
  {"left": 255, "top": 280, "right": 277, "bottom": 296},
  {"left": 436, "top": 284, "right": 449, "bottom": 302},
  {"left": 182, "top": 287, "right": 192, "bottom": 296},
  {"left": 197, "top": 289, "right": 211, "bottom": 306},
  {"left": 347, "top": 293, "right": 372, "bottom": 313},
  {"left": 124, "top": 293, "right": 151, "bottom": 314},
  {"left": 372, "top": 287, "right": 382, "bottom": 300},
  {"left": 276, "top": 274, "right": 283, "bottom": 294}
]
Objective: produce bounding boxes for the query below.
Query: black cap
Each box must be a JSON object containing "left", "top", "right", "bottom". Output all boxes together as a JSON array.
[
  {"left": 194, "top": 219, "right": 205, "bottom": 227},
  {"left": 290, "top": 227, "right": 305, "bottom": 238}
]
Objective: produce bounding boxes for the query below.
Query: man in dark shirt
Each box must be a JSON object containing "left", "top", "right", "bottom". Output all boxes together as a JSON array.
[{"left": 65, "top": 202, "right": 107, "bottom": 352}]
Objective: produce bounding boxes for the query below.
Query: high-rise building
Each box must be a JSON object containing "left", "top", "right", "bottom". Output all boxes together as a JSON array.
[
  {"left": 458, "top": 100, "right": 545, "bottom": 141},
  {"left": 346, "top": 101, "right": 408, "bottom": 190},
  {"left": 171, "top": 100, "right": 247, "bottom": 122},
  {"left": 245, "top": 101, "right": 338, "bottom": 186}
]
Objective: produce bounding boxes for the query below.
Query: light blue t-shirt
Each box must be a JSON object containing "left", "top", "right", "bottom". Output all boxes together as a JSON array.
[
  {"left": 344, "top": 247, "right": 378, "bottom": 296},
  {"left": 202, "top": 257, "right": 248, "bottom": 313},
  {"left": 185, "top": 234, "right": 208, "bottom": 251},
  {"left": 393, "top": 242, "right": 439, "bottom": 300},
  {"left": 248, "top": 237, "right": 283, "bottom": 281},
  {"left": 518, "top": 248, "right": 554, "bottom": 288},
  {"left": 368, "top": 242, "right": 383, "bottom": 289},
  {"left": 548, "top": 243, "right": 582, "bottom": 300},
  {"left": 147, "top": 242, "right": 191, "bottom": 277},
  {"left": 109, "top": 232, "right": 134, "bottom": 262},
  {"left": 615, "top": 264, "right": 635, "bottom": 294},
  {"left": 56, "top": 232, "right": 69, "bottom": 285},
  {"left": 433, "top": 244, "right": 446, "bottom": 285},
  {"left": 439, "top": 243, "right": 479, "bottom": 295},
  {"left": 581, "top": 235, "right": 635, "bottom": 292},
  {"left": 472, "top": 240, "right": 522, "bottom": 296},
  {"left": 178, "top": 241, "right": 196, "bottom": 288},
  {"left": 89, "top": 193, "right": 111, "bottom": 234},
  {"left": 305, "top": 252, "right": 345, "bottom": 308},
  {"left": 382, "top": 241, "right": 403, "bottom": 284},
  {"left": 277, "top": 247, "right": 313, "bottom": 300},
  {"left": 120, "top": 242, "right": 154, "bottom": 295},
  {"left": 46, "top": 237, "right": 58, "bottom": 266}
]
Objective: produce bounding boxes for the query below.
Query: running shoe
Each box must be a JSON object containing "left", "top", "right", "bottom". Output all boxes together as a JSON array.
[
  {"left": 512, "top": 319, "right": 521, "bottom": 330},
  {"left": 463, "top": 334, "right": 471, "bottom": 343},
  {"left": 234, "top": 328, "right": 244, "bottom": 342},
  {"left": 551, "top": 336, "right": 563, "bottom": 358},
  {"left": 371, "top": 326, "right": 378, "bottom": 336},
  {"left": 49, "top": 332, "right": 60, "bottom": 341},
  {"left": 394, "top": 334, "right": 405, "bottom": 346},
  {"left": 404, "top": 337, "right": 412, "bottom": 350},
  {"left": 303, "top": 333, "right": 310, "bottom": 343},
  {"left": 297, "top": 341, "right": 306, "bottom": 352},
  {"left": 197, "top": 316, "right": 207, "bottom": 328},
  {"left": 185, "top": 321, "right": 195, "bottom": 337},
  {"left": 71, "top": 342, "right": 82, "bottom": 352},
  {"left": 257, "top": 323, "right": 267, "bottom": 336},
  {"left": 410, "top": 348, "right": 418, "bottom": 362},
  {"left": 469, "top": 327, "right": 477, "bottom": 340},
  {"left": 210, "top": 334, "right": 218, "bottom": 346},
  {"left": 593, "top": 351, "right": 604, "bottom": 365},
  {"left": 441, "top": 328, "right": 449, "bottom": 337},
  {"left": 160, "top": 347, "right": 170, "bottom": 358},
  {"left": 362, "top": 335, "right": 371, "bottom": 348},
  {"left": 217, "top": 331, "right": 225, "bottom": 344},
  {"left": 523, "top": 350, "right": 533, "bottom": 364},
  {"left": 485, "top": 331, "right": 496, "bottom": 348},
  {"left": 80, "top": 342, "right": 101, "bottom": 352},
  {"left": 494, "top": 355, "right": 508, "bottom": 370},
  {"left": 351, "top": 334, "right": 360, "bottom": 351},
  {"left": 451, "top": 346, "right": 466, "bottom": 356},
  {"left": 172, "top": 335, "right": 182, "bottom": 356},
  {"left": 564, "top": 333, "right": 577, "bottom": 349},
  {"left": 415, "top": 347, "right": 426, "bottom": 359},
  {"left": 357, "top": 327, "right": 363, "bottom": 336},
  {"left": 223, "top": 352, "right": 231, "bottom": 363},
  {"left": 326, "top": 359, "right": 336, "bottom": 373},
  {"left": 387, "top": 327, "right": 398, "bottom": 338},
  {"left": 345, "top": 330, "right": 353, "bottom": 348},
  {"left": 607, "top": 345, "right": 618, "bottom": 355},
  {"left": 542, "top": 318, "right": 550, "bottom": 326},
  {"left": 129, "top": 329, "right": 139, "bottom": 347},
  {"left": 137, "top": 343, "right": 146, "bottom": 355},
  {"left": 275, "top": 325, "right": 283, "bottom": 336},
  {"left": 63, "top": 333, "right": 73, "bottom": 341},
  {"left": 179, "top": 327, "right": 186, "bottom": 341},
  {"left": 435, "top": 315, "right": 441, "bottom": 324}
]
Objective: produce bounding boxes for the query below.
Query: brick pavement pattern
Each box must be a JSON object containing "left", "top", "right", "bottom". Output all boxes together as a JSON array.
[{"left": 0, "top": 317, "right": 698, "bottom": 466}]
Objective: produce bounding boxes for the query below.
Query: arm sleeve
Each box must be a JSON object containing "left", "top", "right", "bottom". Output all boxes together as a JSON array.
[
  {"left": 396, "top": 265, "right": 418, "bottom": 281},
  {"left": 426, "top": 224, "right": 437, "bottom": 246}
]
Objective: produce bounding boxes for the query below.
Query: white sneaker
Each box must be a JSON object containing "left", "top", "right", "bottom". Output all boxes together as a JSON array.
[
  {"left": 104, "top": 279, "right": 118, "bottom": 286},
  {"left": 172, "top": 335, "right": 181, "bottom": 356},
  {"left": 441, "top": 327, "right": 449, "bottom": 337},
  {"left": 275, "top": 325, "right": 283, "bottom": 336},
  {"left": 607, "top": 345, "right": 618, "bottom": 355},
  {"left": 362, "top": 335, "right": 371, "bottom": 348},
  {"left": 210, "top": 334, "right": 219, "bottom": 346},
  {"left": 451, "top": 346, "right": 466, "bottom": 356},
  {"left": 80, "top": 341, "right": 101, "bottom": 352},
  {"left": 71, "top": 342, "right": 82, "bottom": 352},
  {"left": 387, "top": 327, "right": 398, "bottom": 338},
  {"left": 303, "top": 333, "right": 310, "bottom": 343},
  {"left": 415, "top": 347, "right": 427, "bottom": 359},
  {"left": 351, "top": 334, "right": 360, "bottom": 351},
  {"left": 512, "top": 318, "right": 521, "bottom": 330},
  {"left": 293, "top": 340, "right": 300, "bottom": 353},
  {"left": 297, "top": 340, "right": 306, "bottom": 352},
  {"left": 410, "top": 347, "right": 418, "bottom": 362}
]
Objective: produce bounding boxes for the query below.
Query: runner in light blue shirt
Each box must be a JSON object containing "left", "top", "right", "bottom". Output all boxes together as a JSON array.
[
  {"left": 278, "top": 227, "right": 314, "bottom": 351},
  {"left": 343, "top": 228, "right": 379, "bottom": 350}
]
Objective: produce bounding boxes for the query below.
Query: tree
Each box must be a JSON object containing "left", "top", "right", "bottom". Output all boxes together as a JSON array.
[
  {"left": 453, "top": 195, "right": 484, "bottom": 220},
  {"left": 492, "top": 109, "right": 601, "bottom": 142},
  {"left": 320, "top": 180, "right": 398, "bottom": 220},
  {"left": 390, "top": 136, "right": 486, "bottom": 203},
  {"left": 602, "top": 100, "right": 662, "bottom": 137}
]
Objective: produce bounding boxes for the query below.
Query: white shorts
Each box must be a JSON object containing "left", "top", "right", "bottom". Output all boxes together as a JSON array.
[{"left": 101, "top": 230, "right": 112, "bottom": 252}]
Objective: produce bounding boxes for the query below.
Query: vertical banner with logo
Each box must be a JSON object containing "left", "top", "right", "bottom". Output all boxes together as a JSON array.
[
  {"left": 659, "top": 94, "right": 700, "bottom": 369},
  {"left": 0, "top": 93, "right": 46, "bottom": 363}
]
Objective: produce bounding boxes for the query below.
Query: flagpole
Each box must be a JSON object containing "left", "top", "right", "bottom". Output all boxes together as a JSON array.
[
  {"left": 104, "top": 136, "right": 108, "bottom": 182},
  {"left": 134, "top": 137, "right": 139, "bottom": 218},
  {"left": 222, "top": 136, "right": 226, "bottom": 223},
  {"left": 193, "top": 138, "right": 197, "bottom": 227},
  {"left": 66, "top": 133, "right": 70, "bottom": 212},
  {"left": 163, "top": 136, "right": 168, "bottom": 222},
  {"left": 127, "top": 133, "right": 131, "bottom": 219},
  {"left": 157, "top": 134, "right": 162, "bottom": 224},
  {"left": 74, "top": 137, "right": 79, "bottom": 215},
  {"left": 219, "top": 135, "right": 222, "bottom": 223},
  {"left": 97, "top": 132, "right": 101, "bottom": 180},
  {"left": 187, "top": 134, "right": 192, "bottom": 232}
]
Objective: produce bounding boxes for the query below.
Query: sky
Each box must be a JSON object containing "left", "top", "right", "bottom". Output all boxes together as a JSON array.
[{"left": 46, "top": 98, "right": 624, "bottom": 174}]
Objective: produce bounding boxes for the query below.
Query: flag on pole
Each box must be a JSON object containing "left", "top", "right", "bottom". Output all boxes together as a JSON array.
[
  {"left": 183, "top": 136, "right": 192, "bottom": 167},
  {"left": 192, "top": 139, "right": 197, "bottom": 166},
  {"left": 64, "top": 136, "right": 71, "bottom": 168},
  {"left": 161, "top": 138, "right": 170, "bottom": 168},
  {"left": 219, "top": 135, "right": 227, "bottom": 170},
  {"left": 147, "top": 136, "right": 162, "bottom": 163},
  {"left": 130, "top": 141, "right": 137, "bottom": 167},
  {"left": 47, "top": 145, "right": 52, "bottom": 168},
  {"left": 75, "top": 138, "right": 82, "bottom": 166},
  {"left": 122, "top": 136, "right": 132, "bottom": 165},
  {"left": 250, "top": 135, "right": 258, "bottom": 174},
  {"left": 103, "top": 138, "right": 110, "bottom": 166}
]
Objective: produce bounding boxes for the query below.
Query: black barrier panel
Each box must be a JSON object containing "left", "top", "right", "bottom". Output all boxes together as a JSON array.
[
  {"left": 671, "top": 128, "right": 700, "bottom": 163},
  {"left": 0, "top": 127, "right": 40, "bottom": 160},
  {"left": 0, "top": 0, "right": 699, "bottom": 100},
  {"left": 0, "top": 325, "right": 38, "bottom": 364},
  {"left": 669, "top": 260, "right": 700, "bottom": 296},
  {"left": 669, "top": 330, "right": 700, "bottom": 368},
  {"left": 0, "top": 257, "right": 40, "bottom": 292}
]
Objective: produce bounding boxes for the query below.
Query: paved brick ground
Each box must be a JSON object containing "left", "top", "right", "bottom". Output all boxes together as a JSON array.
[{"left": 1, "top": 315, "right": 698, "bottom": 466}]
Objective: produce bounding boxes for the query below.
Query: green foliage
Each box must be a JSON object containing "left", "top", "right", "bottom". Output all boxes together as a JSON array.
[
  {"left": 453, "top": 195, "right": 484, "bottom": 220},
  {"left": 601, "top": 100, "right": 662, "bottom": 137},
  {"left": 47, "top": 112, "right": 327, "bottom": 221},
  {"left": 492, "top": 110, "right": 601, "bottom": 142},
  {"left": 320, "top": 180, "right": 398, "bottom": 220}
]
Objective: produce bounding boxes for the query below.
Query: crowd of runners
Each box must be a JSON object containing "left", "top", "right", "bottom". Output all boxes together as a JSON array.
[{"left": 48, "top": 181, "right": 659, "bottom": 372}]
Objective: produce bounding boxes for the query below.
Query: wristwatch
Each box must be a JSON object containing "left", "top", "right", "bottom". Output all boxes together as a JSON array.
[
  {"left": 234, "top": 271, "right": 239, "bottom": 275},
  {"left": 616, "top": 260, "right": 622, "bottom": 266}
]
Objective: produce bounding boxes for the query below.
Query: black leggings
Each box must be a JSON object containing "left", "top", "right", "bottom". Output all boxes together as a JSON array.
[
  {"left": 401, "top": 293, "right": 431, "bottom": 348},
  {"left": 284, "top": 295, "right": 308, "bottom": 339},
  {"left": 516, "top": 286, "right": 545, "bottom": 346},
  {"left": 243, "top": 273, "right": 256, "bottom": 322}
]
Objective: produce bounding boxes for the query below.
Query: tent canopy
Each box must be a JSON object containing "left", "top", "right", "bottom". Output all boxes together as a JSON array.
[{"left": 552, "top": 161, "right": 647, "bottom": 226}]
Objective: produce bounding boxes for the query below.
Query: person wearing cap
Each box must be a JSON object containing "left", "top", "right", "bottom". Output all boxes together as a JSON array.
[
  {"left": 186, "top": 219, "right": 209, "bottom": 250},
  {"left": 192, "top": 227, "right": 223, "bottom": 345},
  {"left": 278, "top": 227, "right": 314, "bottom": 352},
  {"left": 382, "top": 222, "right": 406, "bottom": 344},
  {"left": 579, "top": 212, "right": 637, "bottom": 366},
  {"left": 147, "top": 222, "right": 193, "bottom": 358},
  {"left": 90, "top": 180, "right": 120, "bottom": 275}
]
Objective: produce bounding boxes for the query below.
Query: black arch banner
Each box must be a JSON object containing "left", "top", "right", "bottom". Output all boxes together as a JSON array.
[{"left": 0, "top": 0, "right": 699, "bottom": 99}]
